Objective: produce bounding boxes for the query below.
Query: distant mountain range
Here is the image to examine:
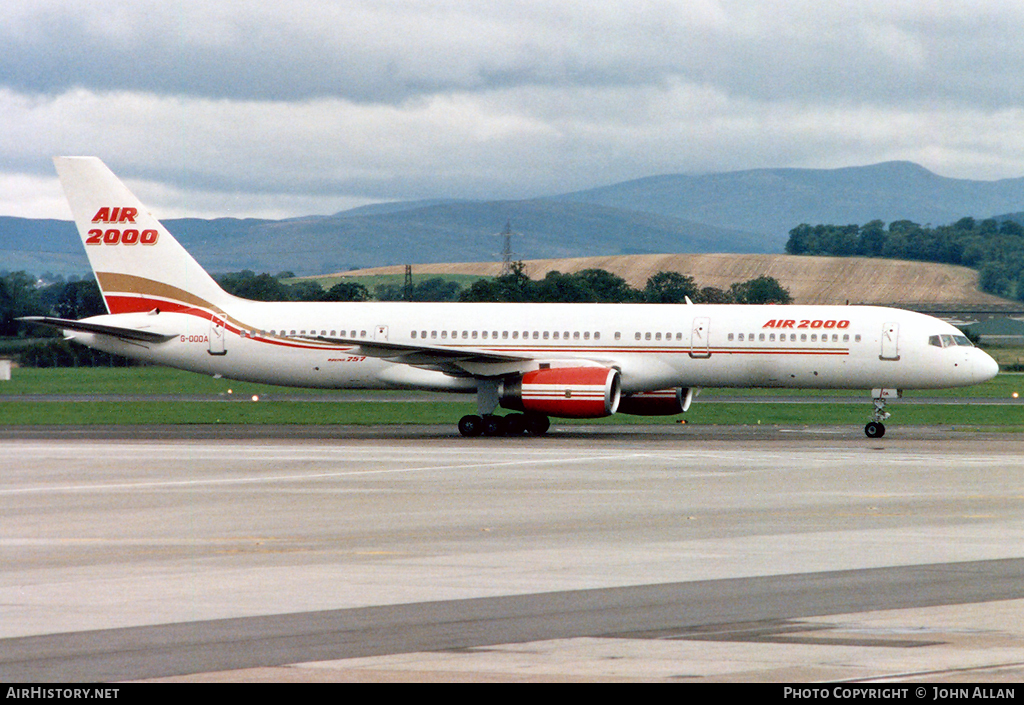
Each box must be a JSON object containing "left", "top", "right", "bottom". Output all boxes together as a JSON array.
[{"left": 4, "top": 161, "right": 1024, "bottom": 277}]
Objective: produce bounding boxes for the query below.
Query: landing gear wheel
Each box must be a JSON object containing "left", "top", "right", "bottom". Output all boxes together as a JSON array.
[
  {"left": 524, "top": 414, "right": 550, "bottom": 436},
  {"left": 505, "top": 413, "right": 526, "bottom": 435},
  {"left": 458, "top": 414, "right": 483, "bottom": 437},
  {"left": 864, "top": 421, "right": 885, "bottom": 438},
  {"left": 482, "top": 415, "right": 507, "bottom": 437}
]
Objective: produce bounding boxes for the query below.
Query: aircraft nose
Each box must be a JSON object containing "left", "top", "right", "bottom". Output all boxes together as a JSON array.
[{"left": 973, "top": 350, "right": 1000, "bottom": 384}]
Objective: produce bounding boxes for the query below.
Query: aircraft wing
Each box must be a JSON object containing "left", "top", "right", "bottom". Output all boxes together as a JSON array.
[
  {"left": 304, "top": 334, "right": 532, "bottom": 362},
  {"left": 19, "top": 316, "right": 177, "bottom": 344},
  {"left": 302, "top": 334, "right": 537, "bottom": 375}
]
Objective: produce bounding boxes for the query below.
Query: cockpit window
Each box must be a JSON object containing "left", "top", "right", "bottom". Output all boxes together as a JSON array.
[{"left": 930, "top": 333, "right": 974, "bottom": 348}]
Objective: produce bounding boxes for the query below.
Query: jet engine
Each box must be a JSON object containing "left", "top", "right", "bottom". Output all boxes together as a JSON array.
[
  {"left": 618, "top": 388, "right": 693, "bottom": 416},
  {"left": 500, "top": 367, "right": 621, "bottom": 418}
]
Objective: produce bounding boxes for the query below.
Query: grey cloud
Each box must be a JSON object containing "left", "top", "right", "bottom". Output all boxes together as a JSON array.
[
  {"left": 5, "top": 1, "right": 1024, "bottom": 219},
  {"left": 4, "top": 1, "right": 1024, "bottom": 110}
]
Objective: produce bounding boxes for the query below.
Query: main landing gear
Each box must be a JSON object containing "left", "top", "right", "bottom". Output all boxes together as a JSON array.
[
  {"left": 458, "top": 413, "right": 550, "bottom": 437},
  {"left": 459, "top": 378, "right": 552, "bottom": 437}
]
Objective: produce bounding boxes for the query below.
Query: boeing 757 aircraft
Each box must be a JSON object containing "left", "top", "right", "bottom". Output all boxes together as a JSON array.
[{"left": 22, "top": 157, "right": 999, "bottom": 438}]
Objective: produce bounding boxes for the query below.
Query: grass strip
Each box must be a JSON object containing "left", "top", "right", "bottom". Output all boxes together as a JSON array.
[
  {"left": 2, "top": 367, "right": 1023, "bottom": 399},
  {"left": 1, "top": 400, "right": 1022, "bottom": 428}
]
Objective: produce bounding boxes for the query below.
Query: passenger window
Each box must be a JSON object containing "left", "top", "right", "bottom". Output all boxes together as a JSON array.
[
  {"left": 635, "top": 332, "right": 641, "bottom": 340},
  {"left": 615, "top": 332, "right": 621, "bottom": 340},
  {"left": 584, "top": 332, "right": 590, "bottom": 340}
]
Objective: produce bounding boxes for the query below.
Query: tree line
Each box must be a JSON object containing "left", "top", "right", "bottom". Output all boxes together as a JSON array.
[
  {"left": 456, "top": 262, "right": 791, "bottom": 305},
  {"left": 785, "top": 217, "right": 1024, "bottom": 300}
]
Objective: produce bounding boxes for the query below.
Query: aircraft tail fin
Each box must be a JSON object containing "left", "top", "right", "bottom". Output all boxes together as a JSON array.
[{"left": 54, "top": 157, "right": 233, "bottom": 317}]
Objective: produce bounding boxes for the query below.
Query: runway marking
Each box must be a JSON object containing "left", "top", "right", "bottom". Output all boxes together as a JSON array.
[
  {"left": 4, "top": 441, "right": 1022, "bottom": 497},
  {"left": 0, "top": 451, "right": 659, "bottom": 495}
]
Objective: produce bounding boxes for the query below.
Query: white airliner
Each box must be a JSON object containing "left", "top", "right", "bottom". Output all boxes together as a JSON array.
[{"left": 23, "top": 157, "right": 999, "bottom": 438}]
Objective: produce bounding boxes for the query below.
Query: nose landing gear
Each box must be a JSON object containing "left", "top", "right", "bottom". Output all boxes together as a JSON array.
[{"left": 865, "top": 388, "right": 900, "bottom": 438}]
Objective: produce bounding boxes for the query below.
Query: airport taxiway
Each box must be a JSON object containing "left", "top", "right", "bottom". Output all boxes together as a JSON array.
[{"left": 1, "top": 425, "right": 1023, "bottom": 681}]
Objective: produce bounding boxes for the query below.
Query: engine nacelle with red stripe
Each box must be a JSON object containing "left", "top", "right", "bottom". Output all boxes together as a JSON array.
[
  {"left": 500, "top": 367, "right": 621, "bottom": 418},
  {"left": 617, "top": 388, "right": 692, "bottom": 416}
]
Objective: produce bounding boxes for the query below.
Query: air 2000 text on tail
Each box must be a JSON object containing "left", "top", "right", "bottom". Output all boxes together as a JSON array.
[{"left": 23, "top": 157, "right": 999, "bottom": 438}]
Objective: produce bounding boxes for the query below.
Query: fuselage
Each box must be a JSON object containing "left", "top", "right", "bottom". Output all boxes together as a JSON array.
[{"left": 72, "top": 300, "right": 998, "bottom": 394}]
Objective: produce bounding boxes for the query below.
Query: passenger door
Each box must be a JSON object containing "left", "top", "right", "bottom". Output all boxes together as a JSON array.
[
  {"left": 208, "top": 315, "right": 227, "bottom": 356},
  {"left": 689, "top": 317, "right": 711, "bottom": 358},
  {"left": 880, "top": 322, "right": 900, "bottom": 360}
]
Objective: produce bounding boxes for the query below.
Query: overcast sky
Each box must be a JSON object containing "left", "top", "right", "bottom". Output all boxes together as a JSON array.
[{"left": 4, "top": 0, "right": 1024, "bottom": 220}]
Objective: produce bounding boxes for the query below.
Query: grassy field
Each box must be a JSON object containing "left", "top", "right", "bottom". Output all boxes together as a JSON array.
[
  {"left": 0, "top": 366, "right": 1022, "bottom": 428},
  {"left": 986, "top": 346, "right": 1024, "bottom": 371}
]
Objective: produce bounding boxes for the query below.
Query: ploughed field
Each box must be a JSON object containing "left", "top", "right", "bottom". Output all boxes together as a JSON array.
[{"left": 334, "top": 253, "right": 1006, "bottom": 307}]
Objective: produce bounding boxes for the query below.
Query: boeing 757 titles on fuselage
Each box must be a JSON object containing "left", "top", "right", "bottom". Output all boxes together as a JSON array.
[{"left": 22, "top": 157, "right": 999, "bottom": 438}]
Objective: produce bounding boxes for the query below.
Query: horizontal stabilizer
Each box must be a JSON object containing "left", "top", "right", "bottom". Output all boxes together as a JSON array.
[{"left": 19, "top": 316, "right": 177, "bottom": 344}]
